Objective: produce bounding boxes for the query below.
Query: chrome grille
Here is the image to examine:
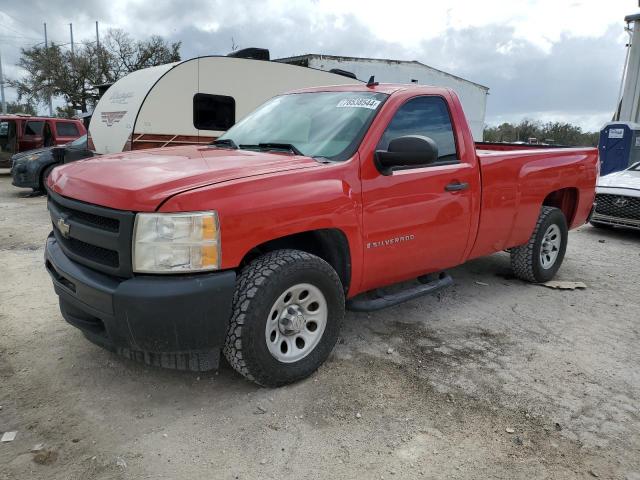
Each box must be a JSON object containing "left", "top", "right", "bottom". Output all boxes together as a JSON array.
[
  {"left": 47, "top": 190, "right": 135, "bottom": 277},
  {"left": 594, "top": 193, "right": 640, "bottom": 220}
]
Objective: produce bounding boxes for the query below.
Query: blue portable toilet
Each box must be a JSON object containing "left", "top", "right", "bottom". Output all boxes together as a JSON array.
[{"left": 599, "top": 122, "right": 640, "bottom": 176}]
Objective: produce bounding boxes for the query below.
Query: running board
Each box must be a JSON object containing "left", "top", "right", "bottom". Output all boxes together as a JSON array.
[{"left": 346, "top": 273, "right": 453, "bottom": 312}]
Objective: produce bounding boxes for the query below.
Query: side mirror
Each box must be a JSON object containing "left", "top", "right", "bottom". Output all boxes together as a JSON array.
[{"left": 375, "top": 135, "right": 438, "bottom": 175}]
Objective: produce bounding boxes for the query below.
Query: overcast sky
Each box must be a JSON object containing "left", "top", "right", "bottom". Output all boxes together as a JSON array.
[{"left": 0, "top": 0, "right": 637, "bottom": 131}]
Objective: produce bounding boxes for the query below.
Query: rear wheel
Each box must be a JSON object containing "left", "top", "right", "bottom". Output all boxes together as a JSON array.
[
  {"left": 510, "top": 206, "right": 568, "bottom": 283},
  {"left": 223, "top": 249, "right": 345, "bottom": 387}
]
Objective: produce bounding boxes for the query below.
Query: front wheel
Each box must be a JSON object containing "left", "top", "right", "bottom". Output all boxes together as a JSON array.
[
  {"left": 510, "top": 206, "right": 568, "bottom": 283},
  {"left": 223, "top": 249, "right": 345, "bottom": 387}
]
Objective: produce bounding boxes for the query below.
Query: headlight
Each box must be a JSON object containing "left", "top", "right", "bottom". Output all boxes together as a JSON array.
[{"left": 132, "top": 212, "right": 220, "bottom": 273}]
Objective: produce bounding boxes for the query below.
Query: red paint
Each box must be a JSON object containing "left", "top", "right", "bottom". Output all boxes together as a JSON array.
[
  {"left": 0, "top": 115, "right": 86, "bottom": 155},
  {"left": 48, "top": 84, "right": 598, "bottom": 297}
]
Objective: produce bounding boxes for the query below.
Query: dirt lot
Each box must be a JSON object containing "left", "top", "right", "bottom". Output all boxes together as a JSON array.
[{"left": 0, "top": 170, "right": 639, "bottom": 480}]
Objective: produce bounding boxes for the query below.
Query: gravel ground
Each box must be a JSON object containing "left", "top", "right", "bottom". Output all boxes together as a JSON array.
[{"left": 0, "top": 170, "right": 639, "bottom": 480}]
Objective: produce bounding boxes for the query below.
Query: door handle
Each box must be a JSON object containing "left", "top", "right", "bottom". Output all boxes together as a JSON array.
[{"left": 445, "top": 181, "right": 469, "bottom": 192}]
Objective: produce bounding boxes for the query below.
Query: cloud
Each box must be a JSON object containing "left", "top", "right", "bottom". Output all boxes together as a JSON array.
[{"left": 0, "top": 0, "right": 631, "bottom": 131}]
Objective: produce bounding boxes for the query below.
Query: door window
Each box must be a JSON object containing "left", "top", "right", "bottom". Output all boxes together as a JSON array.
[
  {"left": 24, "top": 120, "right": 45, "bottom": 135},
  {"left": 56, "top": 122, "right": 80, "bottom": 136},
  {"left": 193, "top": 93, "right": 235, "bottom": 131},
  {"left": 378, "top": 96, "right": 458, "bottom": 164}
]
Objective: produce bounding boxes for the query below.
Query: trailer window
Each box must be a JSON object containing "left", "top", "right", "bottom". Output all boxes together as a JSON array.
[
  {"left": 24, "top": 121, "right": 45, "bottom": 136},
  {"left": 56, "top": 122, "right": 80, "bottom": 137},
  {"left": 378, "top": 96, "right": 458, "bottom": 164},
  {"left": 193, "top": 93, "right": 236, "bottom": 131}
]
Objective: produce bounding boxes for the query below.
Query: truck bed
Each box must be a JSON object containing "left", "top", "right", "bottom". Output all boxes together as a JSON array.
[
  {"left": 475, "top": 141, "right": 574, "bottom": 154},
  {"left": 469, "top": 143, "right": 599, "bottom": 260}
]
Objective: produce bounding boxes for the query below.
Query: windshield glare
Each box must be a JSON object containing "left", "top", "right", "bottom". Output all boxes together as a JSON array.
[
  {"left": 68, "top": 134, "right": 88, "bottom": 148},
  {"left": 218, "top": 91, "right": 388, "bottom": 160}
]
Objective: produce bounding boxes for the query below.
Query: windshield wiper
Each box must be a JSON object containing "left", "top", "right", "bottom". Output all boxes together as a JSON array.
[
  {"left": 210, "top": 138, "right": 238, "bottom": 149},
  {"left": 312, "top": 156, "right": 334, "bottom": 164},
  {"left": 257, "top": 143, "right": 304, "bottom": 156}
]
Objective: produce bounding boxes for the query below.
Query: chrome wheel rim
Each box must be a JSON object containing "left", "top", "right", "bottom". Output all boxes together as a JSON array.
[
  {"left": 265, "top": 283, "right": 328, "bottom": 363},
  {"left": 540, "top": 224, "right": 561, "bottom": 269}
]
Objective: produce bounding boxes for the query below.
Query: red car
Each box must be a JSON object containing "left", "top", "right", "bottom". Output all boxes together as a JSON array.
[
  {"left": 0, "top": 115, "right": 86, "bottom": 168},
  {"left": 44, "top": 84, "right": 598, "bottom": 386}
]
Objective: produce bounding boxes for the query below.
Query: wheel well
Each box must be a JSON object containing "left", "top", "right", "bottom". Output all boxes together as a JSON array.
[
  {"left": 39, "top": 163, "right": 58, "bottom": 190},
  {"left": 240, "top": 229, "right": 352, "bottom": 293},
  {"left": 543, "top": 188, "right": 578, "bottom": 225}
]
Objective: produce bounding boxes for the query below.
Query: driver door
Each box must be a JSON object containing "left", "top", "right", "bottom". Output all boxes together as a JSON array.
[{"left": 360, "top": 95, "right": 477, "bottom": 291}]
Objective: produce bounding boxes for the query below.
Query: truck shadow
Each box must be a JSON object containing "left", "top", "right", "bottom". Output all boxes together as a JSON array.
[{"left": 578, "top": 223, "right": 640, "bottom": 242}]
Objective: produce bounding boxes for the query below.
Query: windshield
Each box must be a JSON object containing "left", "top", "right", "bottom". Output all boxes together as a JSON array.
[
  {"left": 68, "top": 134, "right": 88, "bottom": 148},
  {"left": 217, "top": 91, "right": 388, "bottom": 160},
  {"left": 630, "top": 162, "right": 640, "bottom": 171},
  {"left": 0, "top": 121, "right": 8, "bottom": 137}
]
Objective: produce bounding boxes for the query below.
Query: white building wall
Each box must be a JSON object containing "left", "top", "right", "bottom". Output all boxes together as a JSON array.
[{"left": 305, "top": 57, "right": 488, "bottom": 140}]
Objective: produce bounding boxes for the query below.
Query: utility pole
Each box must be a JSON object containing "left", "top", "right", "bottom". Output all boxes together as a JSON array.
[
  {"left": 0, "top": 48, "right": 6, "bottom": 114},
  {"left": 69, "top": 23, "right": 74, "bottom": 57},
  {"left": 44, "top": 22, "right": 53, "bottom": 116},
  {"left": 618, "top": 13, "right": 640, "bottom": 122},
  {"left": 95, "top": 21, "right": 101, "bottom": 84}
]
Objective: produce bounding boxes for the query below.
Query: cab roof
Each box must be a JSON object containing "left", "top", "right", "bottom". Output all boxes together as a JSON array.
[{"left": 287, "top": 83, "right": 451, "bottom": 96}]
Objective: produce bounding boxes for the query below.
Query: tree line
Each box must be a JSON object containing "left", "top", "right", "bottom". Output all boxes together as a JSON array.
[
  {"left": 483, "top": 120, "right": 600, "bottom": 147},
  {"left": 8, "top": 29, "right": 181, "bottom": 117}
]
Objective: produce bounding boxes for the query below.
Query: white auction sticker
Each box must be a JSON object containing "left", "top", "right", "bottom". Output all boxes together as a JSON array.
[
  {"left": 608, "top": 128, "right": 624, "bottom": 139},
  {"left": 336, "top": 98, "right": 381, "bottom": 110}
]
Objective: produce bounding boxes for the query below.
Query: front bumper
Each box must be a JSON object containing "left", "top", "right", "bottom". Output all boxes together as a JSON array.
[
  {"left": 591, "top": 212, "right": 640, "bottom": 230},
  {"left": 11, "top": 157, "right": 44, "bottom": 189},
  {"left": 45, "top": 234, "right": 236, "bottom": 370}
]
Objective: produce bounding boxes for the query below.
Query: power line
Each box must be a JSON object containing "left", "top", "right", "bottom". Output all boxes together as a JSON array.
[
  {"left": 0, "top": 31, "right": 43, "bottom": 42},
  {"left": 0, "top": 11, "right": 35, "bottom": 30},
  {"left": 0, "top": 20, "right": 26, "bottom": 36}
]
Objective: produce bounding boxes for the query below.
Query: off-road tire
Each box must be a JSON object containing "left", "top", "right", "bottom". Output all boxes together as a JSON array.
[
  {"left": 116, "top": 347, "right": 218, "bottom": 371},
  {"left": 510, "top": 206, "right": 568, "bottom": 283},
  {"left": 223, "top": 249, "right": 345, "bottom": 387}
]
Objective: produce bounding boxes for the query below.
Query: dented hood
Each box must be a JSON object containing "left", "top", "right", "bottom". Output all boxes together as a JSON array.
[{"left": 48, "top": 145, "right": 319, "bottom": 211}]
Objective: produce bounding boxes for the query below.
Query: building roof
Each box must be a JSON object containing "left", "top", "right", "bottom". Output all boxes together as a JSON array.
[{"left": 275, "top": 53, "right": 489, "bottom": 91}]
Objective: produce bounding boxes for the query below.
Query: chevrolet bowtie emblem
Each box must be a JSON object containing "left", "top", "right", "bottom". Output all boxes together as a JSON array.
[{"left": 56, "top": 217, "right": 71, "bottom": 238}]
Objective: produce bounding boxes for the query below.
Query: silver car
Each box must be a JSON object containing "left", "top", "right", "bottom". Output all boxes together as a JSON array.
[{"left": 592, "top": 162, "right": 640, "bottom": 230}]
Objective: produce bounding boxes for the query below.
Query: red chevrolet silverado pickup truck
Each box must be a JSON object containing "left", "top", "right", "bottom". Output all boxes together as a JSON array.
[{"left": 45, "top": 84, "right": 598, "bottom": 386}]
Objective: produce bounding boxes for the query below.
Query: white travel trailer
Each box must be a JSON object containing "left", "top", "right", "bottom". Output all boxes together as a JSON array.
[{"left": 89, "top": 55, "right": 361, "bottom": 154}]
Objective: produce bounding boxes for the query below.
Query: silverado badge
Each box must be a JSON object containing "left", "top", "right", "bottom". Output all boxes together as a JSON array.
[{"left": 56, "top": 217, "right": 71, "bottom": 239}]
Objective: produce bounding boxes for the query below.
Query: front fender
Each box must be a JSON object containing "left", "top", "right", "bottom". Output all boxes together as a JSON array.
[{"left": 158, "top": 161, "right": 364, "bottom": 290}]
